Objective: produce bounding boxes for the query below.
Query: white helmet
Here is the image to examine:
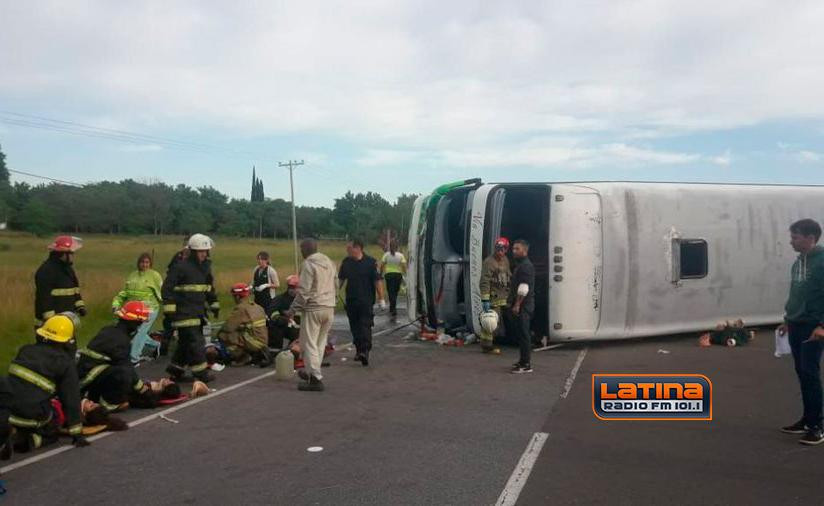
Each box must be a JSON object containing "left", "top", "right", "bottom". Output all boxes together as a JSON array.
[
  {"left": 479, "top": 310, "right": 499, "bottom": 334},
  {"left": 187, "top": 233, "right": 214, "bottom": 251}
]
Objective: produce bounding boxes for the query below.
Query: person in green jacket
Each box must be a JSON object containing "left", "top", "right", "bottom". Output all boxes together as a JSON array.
[
  {"left": 112, "top": 253, "right": 163, "bottom": 363},
  {"left": 779, "top": 219, "right": 824, "bottom": 446}
]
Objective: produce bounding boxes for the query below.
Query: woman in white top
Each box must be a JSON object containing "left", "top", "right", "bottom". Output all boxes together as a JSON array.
[
  {"left": 380, "top": 242, "right": 407, "bottom": 317},
  {"left": 252, "top": 251, "right": 280, "bottom": 311}
]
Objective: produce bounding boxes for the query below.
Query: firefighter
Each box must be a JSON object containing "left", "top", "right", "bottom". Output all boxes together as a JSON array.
[
  {"left": 216, "top": 283, "right": 272, "bottom": 367},
  {"left": 34, "top": 235, "right": 85, "bottom": 329},
  {"left": 268, "top": 274, "right": 301, "bottom": 349},
  {"left": 161, "top": 233, "right": 219, "bottom": 382},
  {"left": 77, "top": 301, "right": 151, "bottom": 412},
  {"left": 160, "top": 237, "right": 191, "bottom": 355},
  {"left": 8, "top": 315, "right": 88, "bottom": 452},
  {"left": 479, "top": 237, "right": 512, "bottom": 354}
]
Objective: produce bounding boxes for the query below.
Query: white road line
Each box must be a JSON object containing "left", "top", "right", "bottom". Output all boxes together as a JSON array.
[
  {"left": 0, "top": 370, "right": 276, "bottom": 475},
  {"left": 561, "top": 348, "right": 588, "bottom": 399},
  {"left": 496, "top": 432, "right": 550, "bottom": 506}
]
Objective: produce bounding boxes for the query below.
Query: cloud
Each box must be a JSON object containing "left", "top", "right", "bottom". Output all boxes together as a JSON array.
[{"left": 796, "top": 150, "right": 822, "bottom": 163}]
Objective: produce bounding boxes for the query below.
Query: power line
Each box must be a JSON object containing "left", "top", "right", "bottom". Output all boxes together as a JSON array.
[
  {"left": 7, "top": 168, "right": 85, "bottom": 187},
  {"left": 0, "top": 110, "right": 269, "bottom": 161}
]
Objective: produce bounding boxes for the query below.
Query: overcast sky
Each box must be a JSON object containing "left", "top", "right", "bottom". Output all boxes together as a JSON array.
[{"left": 1, "top": 1, "right": 823, "bottom": 207}]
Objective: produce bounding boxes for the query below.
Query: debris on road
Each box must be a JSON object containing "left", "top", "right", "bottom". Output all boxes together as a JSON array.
[{"left": 159, "top": 414, "right": 179, "bottom": 424}]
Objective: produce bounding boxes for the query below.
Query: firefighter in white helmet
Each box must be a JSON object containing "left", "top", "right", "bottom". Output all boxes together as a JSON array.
[{"left": 161, "top": 234, "right": 219, "bottom": 382}]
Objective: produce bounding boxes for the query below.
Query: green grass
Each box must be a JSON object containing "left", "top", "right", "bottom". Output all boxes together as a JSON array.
[{"left": 0, "top": 232, "right": 378, "bottom": 372}]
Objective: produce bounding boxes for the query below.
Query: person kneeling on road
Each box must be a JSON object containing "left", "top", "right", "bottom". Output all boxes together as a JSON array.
[
  {"left": 8, "top": 315, "right": 89, "bottom": 452},
  {"left": 77, "top": 301, "right": 152, "bottom": 413},
  {"left": 287, "top": 239, "right": 338, "bottom": 392},
  {"left": 268, "top": 274, "right": 301, "bottom": 350},
  {"left": 215, "top": 283, "right": 272, "bottom": 367}
]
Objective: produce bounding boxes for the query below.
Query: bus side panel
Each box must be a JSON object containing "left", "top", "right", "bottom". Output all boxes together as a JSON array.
[
  {"left": 549, "top": 186, "right": 603, "bottom": 339},
  {"left": 406, "top": 195, "right": 427, "bottom": 322}
]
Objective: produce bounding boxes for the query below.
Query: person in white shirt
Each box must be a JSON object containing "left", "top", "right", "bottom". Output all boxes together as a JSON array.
[{"left": 380, "top": 242, "right": 407, "bottom": 318}]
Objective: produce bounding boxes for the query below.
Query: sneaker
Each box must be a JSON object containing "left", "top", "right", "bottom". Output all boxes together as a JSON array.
[
  {"left": 799, "top": 427, "right": 824, "bottom": 446},
  {"left": 781, "top": 419, "right": 808, "bottom": 434},
  {"left": 511, "top": 364, "right": 533, "bottom": 374},
  {"left": 298, "top": 376, "right": 325, "bottom": 392}
]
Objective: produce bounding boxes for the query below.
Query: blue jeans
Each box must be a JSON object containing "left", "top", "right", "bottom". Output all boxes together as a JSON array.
[
  {"left": 130, "top": 309, "right": 159, "bottom": 362},
  {"left": 789, "top": 322, "right": 824, "bottom": 429}
]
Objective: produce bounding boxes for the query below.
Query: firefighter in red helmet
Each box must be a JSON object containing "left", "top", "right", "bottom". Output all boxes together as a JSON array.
[
  {"left": 34, "top": 236, "right": 85, "bottom": 329},
  {"left": 214, "top": 283, "right": 272, "bottom": 367}
]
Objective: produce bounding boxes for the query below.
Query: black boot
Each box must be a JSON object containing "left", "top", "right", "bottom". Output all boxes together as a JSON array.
[
  {"left": 298, "top": 375, "right": 325, "bottom": 392},
  {"left": 256, "top": 348, "right": 273, "bottom": 368},
  {"left": 192, "top": 369, "right": 215, "bottom": 384},
  {"left": 166, "top": 364, "right": 186, "bottom": 381}
]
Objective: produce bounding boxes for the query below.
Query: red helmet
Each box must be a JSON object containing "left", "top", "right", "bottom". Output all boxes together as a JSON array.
[
  {"left": 286, "top": 274, "right": 300, "bottom": 287},
  {"left": 494, "top": 237, "right": 510, "bottom": 250},
  {"left": 230, "top": 283, "right": 251, "bottom": 297},
  {"left": 116, "top": 301, "right": 151, "bottom": 322},
  {"left": 48, "top": 235, "right": 83, "bottom": 253}
]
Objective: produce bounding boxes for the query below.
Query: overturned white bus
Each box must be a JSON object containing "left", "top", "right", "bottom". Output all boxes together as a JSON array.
[{"left": 407, "top": 180, "right": 824, "bottom": 342}]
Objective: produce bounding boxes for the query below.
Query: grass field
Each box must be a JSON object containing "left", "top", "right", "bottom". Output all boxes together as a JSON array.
[{"left": 0, "top": 232, "right": 373, "bottom": 372}]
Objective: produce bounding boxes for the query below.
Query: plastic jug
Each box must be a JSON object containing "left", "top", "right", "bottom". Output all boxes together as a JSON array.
[{"left": 275, "top": 351, "right": 295, "bottom": 380}]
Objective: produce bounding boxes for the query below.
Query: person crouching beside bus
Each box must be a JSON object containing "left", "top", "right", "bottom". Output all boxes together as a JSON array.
[
  {"left": 779, "top": 219, "right": 824, "bottom": 445},
  {"left": 215, "top": 283, "right": 272, "bottom": 367},
  {"left": 479, "top": 237, "right": 511, "bottom": 354},
  {"left": 508, "top": 240, "right": 536, "bottom": 374},
  {"left": 8, "top": 315, "right": 89, "bottom": 452},
  {"left": 77, "top": 301, "right": 151, "bottom": 413}
]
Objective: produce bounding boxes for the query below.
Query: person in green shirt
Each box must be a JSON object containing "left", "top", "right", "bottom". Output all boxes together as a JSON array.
[
  {"left": 112, "top": 253, "right": 163, "bottom": 363},
  {"left": 779, "top": 219, "right": 824, "bottom": 445}
]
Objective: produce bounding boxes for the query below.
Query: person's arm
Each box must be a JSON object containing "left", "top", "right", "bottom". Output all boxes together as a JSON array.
[
  {"left": 111, "top": 273, "right": 130, "bottom": 311},
  {"left": 289, "top": 262, "right": 313, "bottom": 314},
  {"left": 479, "top": 259, "right": 492, "bottom": 311},
  {"left": 206, "top": 270, "right": 220, "bottom": 318},
  {"left": 374, "top": 260, "right": 385, "bottom": 306},
  {"left": 512, "top": 262, "right": 535, "bottom": 315},
  {"left": 379, "top": 252, "right": 387, "bottom": 276},
  {"left": 400, "top": 253, "right": 407, "bottom": 274},
  {"left": 269, "top": 266, "right": 280, "bottom": 290},
  {"left": 160, "top": 264, "right": 179, "bottom": 316},
  {"left": 35, "top": 267, "right": 56, "bottom": 322}
]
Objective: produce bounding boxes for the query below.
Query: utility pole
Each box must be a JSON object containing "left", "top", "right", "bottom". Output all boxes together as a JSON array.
[{"left": 279, "top": 159, "right": 305, "bottom": 274}]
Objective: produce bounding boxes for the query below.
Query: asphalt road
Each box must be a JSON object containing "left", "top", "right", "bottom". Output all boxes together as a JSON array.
[
  {"left": 2, "top": 317, "right": 817, "bottom": 505},
  {"left": 1, "top": 309, "right": 581, "bottom": 505}
]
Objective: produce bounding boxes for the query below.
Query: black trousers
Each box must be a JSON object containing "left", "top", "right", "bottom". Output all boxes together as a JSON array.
[
  {"left": 86, "top": 365, "right": 137, "bottom": 406},
  {"left": 346, "top": 302, "right": 374, "bottom": 355},
  {"left": 385, "top": 273, "right": 403, "bottom": 314},
  {"left": 267, "top": 318, "right": 299, "bottom": 349},
  {"left": 172, "top": 325, "right": 208, "bottom": 371},
  {"left": 507, "top": 307, "right": 534, "bottom": 366},
  {"left": 789, "top": 322, "right": 824, "bottom": 429}
]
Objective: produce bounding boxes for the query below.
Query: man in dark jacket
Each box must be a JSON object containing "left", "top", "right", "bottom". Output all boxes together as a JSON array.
[
  {"left": 160, "top": 237, "right": 191, "bottom": 354},
  {"left": 508, "top": 239, "right": 536, "bottom": 374},
  {"left": 779, "top": 219, "right": 824, "bottom": 445},
  {"left": 338, "top": 239, "right": 384, "bottom": 366},
  {"left": 34, "top": 235, "right": 85, "bottom": 328},
  {"left": 78, "top": 301, "right": 151, "bottom": 412},
  {"left": 9, "top": 315, "right": 89, "bottom": 452},
  {"left": 268, "top": 274, "right": 300, "bottom": 349},
  {"left": 161, "top": 234, "right": 218, "bottom": 382}
]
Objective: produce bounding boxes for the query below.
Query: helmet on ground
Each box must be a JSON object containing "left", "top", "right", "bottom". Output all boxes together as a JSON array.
[
  {"left": 48, "top": 235, "right": 83, "bottom": 252},
  {"left": 187, "top": 233, "right": 214, "bottom": 251},
  {"left": 116, "top": 301, "right": 151, "bottom": 322},
  {"left": 230, "top": 283, "right": 251, "bottom": 297},
  {"left": 286, "top": 274, "right": 300, "bottom": 287},
  {"left": 479, "top": 310, "right": 499, "bottom": 334},
  {"left": 494, "top": 237, "right": 510, "bottom": 251},
  {"left": 36, "top": 315, "right": 75, "bottom": 343}
]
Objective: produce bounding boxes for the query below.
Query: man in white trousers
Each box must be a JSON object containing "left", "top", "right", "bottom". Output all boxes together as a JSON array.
[{"left": 287, "top": 238, "right": 338, "bottom": 392}]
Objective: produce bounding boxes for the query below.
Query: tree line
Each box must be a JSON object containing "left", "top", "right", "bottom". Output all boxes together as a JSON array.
[{"left": 0, "top": 143, "right": 417, "bottom": 242}]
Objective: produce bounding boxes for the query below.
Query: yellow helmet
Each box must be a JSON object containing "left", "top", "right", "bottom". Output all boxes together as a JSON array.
[{"left": 36, "top": 315, "right": 75, "bottom": 343}]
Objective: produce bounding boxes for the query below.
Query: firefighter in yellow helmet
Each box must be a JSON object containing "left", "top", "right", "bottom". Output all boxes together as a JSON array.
[{"left": 8, "top": 315, "right": 88, "bottom": 452}]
